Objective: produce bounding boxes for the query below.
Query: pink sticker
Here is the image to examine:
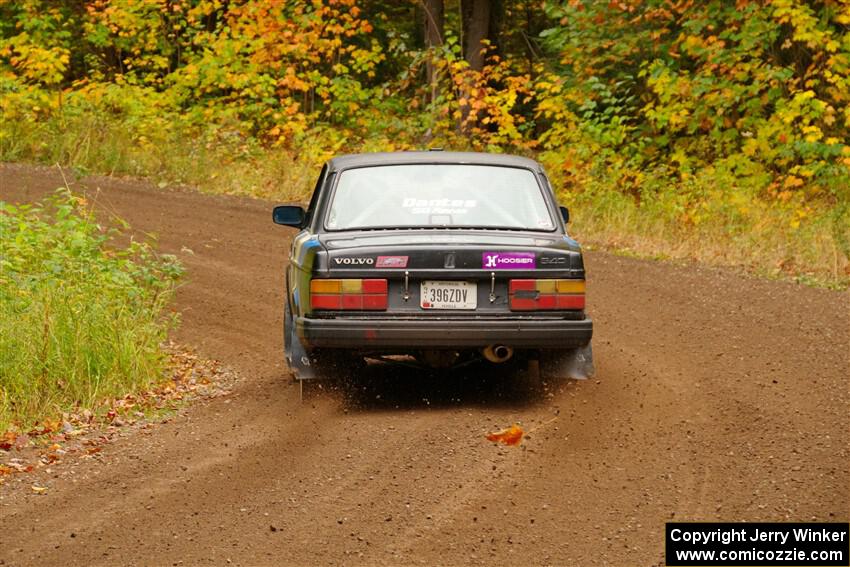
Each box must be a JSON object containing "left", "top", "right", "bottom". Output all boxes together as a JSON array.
[
  {"left": 376, "top": 255, "right": 409, "bottom": 268},
  {"left": 482, "top": 252, "right": 536, "bottom": 270}
]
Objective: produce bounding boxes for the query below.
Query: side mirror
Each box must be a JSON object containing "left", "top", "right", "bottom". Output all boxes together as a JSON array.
[
  {"left": 273, "top": 205, "right": 305, "bottom": 228},
  {"left": 559, "top": 206, "right": 570, "bottom": 224}
]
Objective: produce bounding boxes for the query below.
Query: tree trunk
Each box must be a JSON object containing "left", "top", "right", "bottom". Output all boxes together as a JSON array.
[
  {"left": 422, "top": 0, "right": 444, "bottom": 103},
  {"left": 463, "top": 0, "right": 490, "bottom": 71}
]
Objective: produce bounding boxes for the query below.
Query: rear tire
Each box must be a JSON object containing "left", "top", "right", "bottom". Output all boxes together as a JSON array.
[
  {"left": 518, "top": 357, "right": 544, "bottom": 394},
  {"left": 310, "top": 350, "right": 365, "bottom": 381}
]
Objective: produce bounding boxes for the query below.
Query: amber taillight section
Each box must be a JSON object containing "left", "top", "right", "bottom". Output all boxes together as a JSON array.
[
  {"left": 310, "top": 279, "right": 388, "bottom": 310},
  {"left": 509, "top": 279, "right": 585, "bottom": 311}
]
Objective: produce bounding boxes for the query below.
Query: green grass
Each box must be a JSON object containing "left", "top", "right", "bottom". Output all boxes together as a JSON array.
[
  {"left": 565, "top": 185, "right": 850, "bottom": 289},
  {"left": 0, "top": 190, "right": 183, "bottom": 432},
  {"left": 0, "top": 106, "right": 315, "bottom": 202}
]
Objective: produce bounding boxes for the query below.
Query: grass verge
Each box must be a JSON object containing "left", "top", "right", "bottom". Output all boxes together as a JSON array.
[
  {"left": 564, "top": 180, "right": 850, "bottom": 289},
  {"left": 0, "top": 189, "right": 183, "bottom": 432},
  {"left": 1, "top": 344, "right": 237, "bottom": 488},
  {"left": 0, "top": 105, "right": 315, "bottom": 202}
]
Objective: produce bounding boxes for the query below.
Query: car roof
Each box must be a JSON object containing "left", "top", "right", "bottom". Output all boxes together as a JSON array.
[{"left": 327, "top": 151, "right": 543, "bottom": 172}]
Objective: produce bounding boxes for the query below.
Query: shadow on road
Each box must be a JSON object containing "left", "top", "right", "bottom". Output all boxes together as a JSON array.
[{"left": 302, "top": 358, "right": 565, "bottom": 412}]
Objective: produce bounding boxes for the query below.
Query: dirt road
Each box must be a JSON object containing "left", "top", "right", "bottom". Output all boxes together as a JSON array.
[{"left": 1, "top": 163, "right": 848, "bottom": 566}]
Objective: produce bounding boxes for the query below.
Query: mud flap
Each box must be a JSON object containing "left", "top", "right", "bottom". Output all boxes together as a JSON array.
[
  {"left": 541, "top": 343, "right": 595, "bottom": 381},
  {"left": 286, "top": 329, "right": 318, "bottom": 381}
]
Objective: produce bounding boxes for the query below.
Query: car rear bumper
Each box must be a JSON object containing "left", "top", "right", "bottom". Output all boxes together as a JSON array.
[{"left": 295, "top": 315, "right": 593, "bottom": 349}]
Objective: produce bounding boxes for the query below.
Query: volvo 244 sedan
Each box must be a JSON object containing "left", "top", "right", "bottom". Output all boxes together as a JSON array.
[{"left": 273, "top": 151, "right": 594, "bottom": 384}]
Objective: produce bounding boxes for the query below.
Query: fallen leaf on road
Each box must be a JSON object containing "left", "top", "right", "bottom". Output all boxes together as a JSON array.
[
  {"left": 0, "top": 432, "right": 13, "bottom": 451},
  {"left": 8, "top": 462, "right": 33, "bottom": 473},
  {"left": 31, "top": 485, "right": 48, "bottom": 494},
  {"left": 486, "top": 424, "right": 524, "bottom": 446}
]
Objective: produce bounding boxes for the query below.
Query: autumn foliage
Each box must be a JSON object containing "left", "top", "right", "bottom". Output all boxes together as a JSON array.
[{"left": 1, "top": 0, "right": 848, "bottom": 284}]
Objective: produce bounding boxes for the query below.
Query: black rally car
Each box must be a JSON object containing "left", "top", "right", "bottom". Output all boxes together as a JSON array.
[{"left": 273, "top": 151, "right": 594, "bottom": 382}]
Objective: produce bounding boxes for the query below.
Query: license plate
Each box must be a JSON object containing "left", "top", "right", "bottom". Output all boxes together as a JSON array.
[{"left": 420, "top": 281, "right": 477, "bottom": 310}]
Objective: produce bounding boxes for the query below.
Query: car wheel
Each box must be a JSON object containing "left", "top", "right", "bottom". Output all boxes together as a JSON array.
[
  {"left": 516, "top": 356, "right": 545, "bottom": 394},
  {"left": 310, "top": 350, "right": 365, "bottom": 381}
]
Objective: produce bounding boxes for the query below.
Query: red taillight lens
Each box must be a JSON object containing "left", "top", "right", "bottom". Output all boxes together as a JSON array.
[
  {"left": 361, "top": 279, "right": 388, "bottom": 294},
  {"left": 311, "top": 294, "right": 343, "bottom": 310},
  {"left": 509, "top": 279, "right": 585, "bottom": 311},
  {"left": 310, "top": 279, "right": 388, "bottom": 311}
]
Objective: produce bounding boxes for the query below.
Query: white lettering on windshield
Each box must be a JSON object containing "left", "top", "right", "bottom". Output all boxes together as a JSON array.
[
  {"left": 401, "top": 198, "right": 476, "bottom": 215},
  {"left": 402, "top": 198, "right": 477, "bottom": 208}
]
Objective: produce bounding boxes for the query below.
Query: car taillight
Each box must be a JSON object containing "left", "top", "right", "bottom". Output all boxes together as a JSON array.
[
  {"left": 310, "top": 279, "right": 388, "bottom": 310},
  {"left": 509, "top": 279, "right": 585, "bottom": 311}
]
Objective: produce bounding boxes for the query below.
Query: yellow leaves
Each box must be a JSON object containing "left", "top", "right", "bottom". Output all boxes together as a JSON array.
[
  {"left": 789, "top": 207, "right": 811, "bottom": 230},
  {"left": 822, "top": 107, "right": 836, "bottom": 126},
  {"left": 683, "top": 35, "right": 704, "bottom": 50},
  {"left": 668, "top": 108, "right": 691, "bottom": 128},
  {"left": 773, "top": 0, "right": 834, "bottom": 49},
  {"left": 784, "top": 175, "right": 804, "bottom": 189},
  {"left": 2, "top": 33, "right": 70, "bottom": 86},
  {"left": 801, "top": 125, "right": 823, "bottom": 142}
]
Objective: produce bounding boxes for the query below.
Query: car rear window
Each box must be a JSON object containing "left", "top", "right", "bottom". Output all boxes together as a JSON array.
[{"left": 325, "top": 164, "right": 555, "bottom": 231}]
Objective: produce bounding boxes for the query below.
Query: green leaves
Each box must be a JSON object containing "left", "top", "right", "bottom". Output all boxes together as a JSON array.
[{"left": 0, "top": 189, "right": 183, "bottom": 431}]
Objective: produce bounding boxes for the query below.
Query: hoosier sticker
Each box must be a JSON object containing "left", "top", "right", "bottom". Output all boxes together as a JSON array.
[{"left": 482, "top": 252, "right": 536, "bottom": 270}]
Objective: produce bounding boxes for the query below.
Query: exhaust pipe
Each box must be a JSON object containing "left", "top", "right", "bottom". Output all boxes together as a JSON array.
[{"left": 482, "top": 344, "right": 514, "bottom": 363}]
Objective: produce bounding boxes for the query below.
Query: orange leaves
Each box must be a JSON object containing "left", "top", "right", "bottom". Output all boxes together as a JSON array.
[
  {"left": 434, "top": 48, "right": 536, "bottom": 150},
  {"left": 0, "top": 430, "right": 16, "bottom": 451},
  {"left": 783, "top": 175, "right": 805, "bottom": 190},
  {"left": 486, "top": 424, "right": 524, "bottom": 446}
]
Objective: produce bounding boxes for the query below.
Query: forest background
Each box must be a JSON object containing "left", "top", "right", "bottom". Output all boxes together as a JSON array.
[{"left": 2, "top": 0, "right": 849, "bottom": 287}]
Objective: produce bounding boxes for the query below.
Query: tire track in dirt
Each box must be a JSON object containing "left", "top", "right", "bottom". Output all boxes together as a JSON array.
[{"left": 1, "top": 163, "right": 847, "bottom": 567}]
